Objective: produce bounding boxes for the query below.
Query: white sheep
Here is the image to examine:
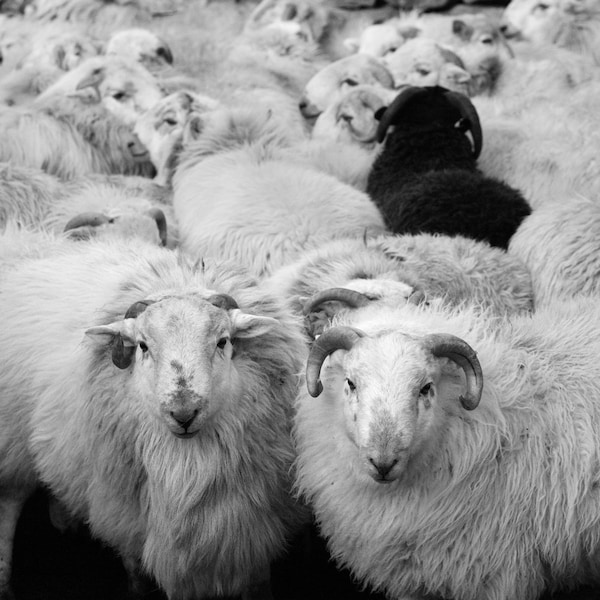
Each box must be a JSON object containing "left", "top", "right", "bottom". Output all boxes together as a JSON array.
[
  {"left": 0, "top": 236, "right": 307, "bottom": 600},
  {"left": 172, "top": 105, "right": 387, "bottom": 278},
  {"left": 501, "top": 0, "right": 600, "bottom": 64},
  {"left": 37, "top": 55, "right": 165, "bottom": 126},
  {"left": 294, "top": 294, "right": 600, "bottom": 600},
  {"left": 508, "top": 194, "right": 600, "bottom": 308},
  {"left": 299, "top": 52, "right": 394, "bottom": 120},
  {"left": 264, "top": 232, "right": 533, "bottom": 326},
  {"left": 383, "top": 37, "right": 472, "bottom": 95},
  {"left": 105, "top": 28, "right": 174, "bottom": 71},
  {"left": 134, "top": 90, "right": 221, "bottom": 186},
  {"left": 0, "top": 94, "right": 155, "bottom": 179}
]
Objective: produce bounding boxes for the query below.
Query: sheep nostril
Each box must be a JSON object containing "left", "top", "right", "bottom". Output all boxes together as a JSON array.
[
  {"left": 368, "top": 457, "right": 399, "bottom": 478},
  {"left": 298, "top": 99, "right": 308, "bottom": 111}
]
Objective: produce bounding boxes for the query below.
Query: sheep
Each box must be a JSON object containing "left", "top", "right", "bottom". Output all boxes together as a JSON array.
[
  {"left": 134, "top": 90, "right": 221, "bottom": 186},
  {"left": 508, "top": 194, "right": 600, "bottom": 308},
  {"left": 383, "top": 37, "right": 472, "bottom": 95},
  {"left": 0, "top": 27, "right": 100, "bottom": 106},
  {"left": 37, "top": 55, "right": 165, "bottom": 126},
  {"left": 105, "top": 28, "right": 174, "bottom": 71},
  {"left": 0, "top": 163, "right": 174, "bottom": 246},
  {"left": 294, "top": 294, "right": 600, "bottom": 600},
  {"left": 173, "top": 104, "right": 387, "bottom": 278},
  {"left": 342, "top": 22, "right": 408, "bottom": 58},
  {"left": 0, "top": 94, "right": 155, "bottom": 179},
  {"left": 0, "top": 236, "right": 307, "bottom": 600},
  {"left": 367, "top": 85, "right": 531, "bottom": 249},
  {"left": 299, "top": 53, "right": 394, "bottom": 120},
  {"left": 500, "top": 0, "right": 600, "bottom": 64},
  {"left": 264, "top": 232, "right": 533, "bottom": 336}
]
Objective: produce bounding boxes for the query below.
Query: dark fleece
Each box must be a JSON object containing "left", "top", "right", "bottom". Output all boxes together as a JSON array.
[{"left": 366, "top": 126, "right": 531, "bottom": 250}]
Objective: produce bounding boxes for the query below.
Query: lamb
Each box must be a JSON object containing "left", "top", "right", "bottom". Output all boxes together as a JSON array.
[
  {"left": 294, "top": 294, "right": 600, "bottom": 600},
  {"left": 0, "top": 236, "right": 307, "bottom": 600},
  {"left": 508, "top": 194, "right": 600, "bottom": 308},
  {"left": 367, "top": 85, "right": 531, "bottom": 249},
  {"left": 105, "top": 28, "right": 174, "bottom": 71},
  {"left": 172, "top": 105, "right": 387, "bottom": 278},
  {"left": 0, "top": 94, "right": 155, "bottom": 179},
  {"left": 299, "top": 53, "right": 394, "bottom": 120}
]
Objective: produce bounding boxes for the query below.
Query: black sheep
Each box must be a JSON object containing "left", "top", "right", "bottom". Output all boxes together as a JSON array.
[{"left": 366, "top": 85, "right": 531, "bottom": 250}]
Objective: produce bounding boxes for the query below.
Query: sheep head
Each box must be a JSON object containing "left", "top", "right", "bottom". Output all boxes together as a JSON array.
[
  {"left": 299, "top": 53, "right": 394, "bottom": 120},
  {"left": 85, "top": 294, "right": 280, "bottom": 438},
  {"left": 106, "top": 28, "right": 174, "bottom": 70},
  {"left": 305, "top": 326, "right": 482, "bottom": 483},
  {"left": 375, "top": 85, "right": 482, "bottom": 158}
]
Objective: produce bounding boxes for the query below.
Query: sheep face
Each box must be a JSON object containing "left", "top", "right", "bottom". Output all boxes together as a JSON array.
[
  {"left": 106, "top": 28, "right": 174, "bottom": 71},
  {"left": 343, "top": 23, "right": 406, "bottom": 58},
  {"left": 86, "top": 295, "right": 278, "bottom": 439},
  {"left": 299, "top": 54, "right": 393, "bottom": 120},
  {"left": 316, "top": 331, "right": 469, "bottom": 485},
  {"left": 311, "top": 84, "right": 397, "bottom": 146},
  {"left": 384, "top": 38, "right": 471, "bottom": 95},
  {"left": 134, "top": 91, "right": 219, "bottom": 184},
  {"left": 500, "top": 0, "right": 562, "bottom": 42}
]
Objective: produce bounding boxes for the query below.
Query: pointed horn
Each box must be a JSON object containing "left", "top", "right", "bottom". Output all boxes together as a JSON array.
[
  {"left": 423, "top": 333, "right": 483, "bottom": 410},
  {"left": 306, "top": 326, "right": 365, "bottom": 397},
  {"left": 207, "top": 294, "right": 239, "bottom": 310},
  {"left": 64, "top": 212, "right": 110, "bottom": 232},
  {"left": 444, "top": 90, "right": 482, "bottom": 159},
  {"left": 112, "top": 300, "right": 155, "bottom": 369},
  {"left": 302, "top": 287, "right": 372, "bottom": 316},
  {"left": 145, "top": 208, "right": 168, "bottom": 247},
  {"left": 376, "top": 86, "right": 424, "bottom": 144}
]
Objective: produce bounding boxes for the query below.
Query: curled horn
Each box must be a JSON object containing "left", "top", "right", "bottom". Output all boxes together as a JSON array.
[
  {"left": 207, "top": 294, "right": 239, "bottom": 310},
  {"left": 423, "top": 333, "right": 483, "bottom": 410},
  {"left": 306, "top": 326, "right": 365, "bottom": 397},
  {"left": 444, "top": 90, "right": 483, "bottom": 159},
  {"left": 302, "top": 287, "right": 372, "bottom": 316},
  {"left": 64, "top": 212, "right": 110, "bottom": 232},
  {"left": 112, "top": 300, "right": 154, "bottom": 369},
  {"left": 375, "top": 86, "right": 425, "bottom": 144},
  {"left": 145, "top": 208, "right": 168, "bottom": 247}
]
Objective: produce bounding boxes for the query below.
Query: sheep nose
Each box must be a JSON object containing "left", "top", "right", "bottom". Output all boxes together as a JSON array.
[
  {"left": 170, "top": 408, "right": 199, "bottom": 430},
  {"left": 369, "top": 457, "right": 398, "bottom": 479}
]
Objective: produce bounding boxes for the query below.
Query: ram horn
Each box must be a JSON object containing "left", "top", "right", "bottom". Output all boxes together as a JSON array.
[
  {"left": 375, "top": 85, "right": 424, "bottom": 144},
  {"left": 64, "top": 212, "right": 111, "bottom": 232},
  {"left": 423, "top": 333, "right": 483, "bottom": 410},
  {"left": 444, "top": 90, "right": 483, "bottom": 159},
  {"left": 207, "top": 294, "right": 239, "bottom": 310},
  {"left": 306, "top": 326, "right": 365, "bottom": 397},
  {"left": 302, "top": 287, "right": 372, "bottom": 316},
  {"left": 145, "top": 208, "right": 168, "bottom": 247},
  {"left": 112, "top": 300, "right": 155, "bottom": 369}
]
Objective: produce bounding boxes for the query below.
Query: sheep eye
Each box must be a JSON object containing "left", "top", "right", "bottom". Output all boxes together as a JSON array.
[
  {"left": 163, "top": 117, "right": 178, "bottom": 126},
  {"left": 416, "top": 68, "right": 431, "bottom": 76},
  {"left": 480, "top": 36, "right": 494, "bottom": 44},
  {"left": 534, "top": 2, "right": 549, "bottom": 9},
  {"left": 346, "top": 378, "right": 356, "bottom": 391},
  {"left": 420, "top": 382, "right": 432, "bottom": 395},
  {"left": 139, "top": 341, "right": 149, "bottom": 353},
  {"left": 112, "top": 91, "right": 127, "bottom": 101},
  {"left": 217, "top": 337, "right": 228, "bottom": 350},
  {"left": 342, "top": 78, "right": 359, "bottom": 87}
]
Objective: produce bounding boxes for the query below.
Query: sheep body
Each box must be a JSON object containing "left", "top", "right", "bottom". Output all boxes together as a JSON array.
[
  {"left": 294, "top": 296, "right": 600, "bottom": 600},
  {"left": 509, "top": 194, "right": 600, "bottom": 307},
  {"left": 0, "top": 238, "right": 306, "bottom": 599},
  {"left": 367, "top": 86, "right": 531, "bottom": 249}
]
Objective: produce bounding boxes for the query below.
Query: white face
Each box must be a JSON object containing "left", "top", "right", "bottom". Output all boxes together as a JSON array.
[
  {"left": 322, "top": 333, "right": 446, "bottom": 485},
  {"left": 501, "top": 0, "right": 561, "bottom": 42}
]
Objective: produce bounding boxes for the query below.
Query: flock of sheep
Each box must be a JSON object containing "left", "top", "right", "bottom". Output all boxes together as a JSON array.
[{"left": 1, "top": 0, "right": 600, "bottom": 598}]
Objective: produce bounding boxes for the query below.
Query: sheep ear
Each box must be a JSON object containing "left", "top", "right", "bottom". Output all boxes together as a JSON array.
[
  {"left": 85, "top": 320, "right": 136, "bottom": 344},
  {"left": 183, "top": 115, "right": 203, "bottom": 143},
  {"left": 53, "top": 44, "right": 67, "bottom": 70},
  {"left": 230, "top": 310, "right": 279, "bottom": 338},
  {"left": 373, "top": 106, "right": 387, "bottom": 122}
]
